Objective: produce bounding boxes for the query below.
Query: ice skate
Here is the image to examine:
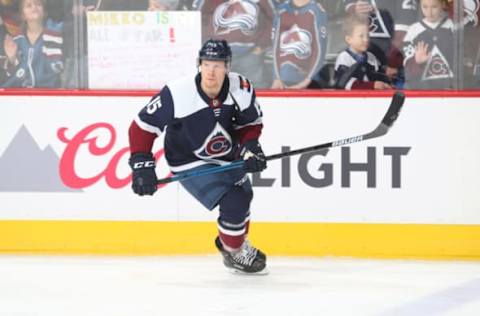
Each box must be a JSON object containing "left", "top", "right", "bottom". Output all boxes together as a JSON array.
[{"left": 215, "top": 237, "right": 268, "bottom": 275}]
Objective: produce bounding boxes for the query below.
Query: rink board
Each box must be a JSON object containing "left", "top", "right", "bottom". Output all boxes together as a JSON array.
[
  {"left": 1, "top": 221, "right": 480, "bottom": 259},
  {"left": 0, "top": 93, "right": 480, "bottom": 258}
]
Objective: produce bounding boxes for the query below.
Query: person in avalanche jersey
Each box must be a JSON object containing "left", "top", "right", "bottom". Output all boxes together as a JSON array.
[
  {"left": 128, "top": 39, "right": 268, "bottom": 275},
  {"left": 193, "top": 0, "right": 275, "bottom": 88},
  {"left": 334, "top": 14, "right": 392, "bottom": 90},
  {"left": 343, "top": 0, "right": 420, "bottom": 88},
  {"left": 2, "top": 0, "right": 63, "bottom": 88},
  {"left": 403, "top": 0, "right": 454, "bottom": 89},
  {"left": 271, "top": 0, "right": 328, "bottom": 89}
]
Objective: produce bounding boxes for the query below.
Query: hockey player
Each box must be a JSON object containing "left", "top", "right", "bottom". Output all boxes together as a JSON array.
[{"left": 128, "top": 39, "right": 268, "bottom": 274}]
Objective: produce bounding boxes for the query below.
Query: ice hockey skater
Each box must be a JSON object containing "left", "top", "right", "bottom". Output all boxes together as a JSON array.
[{"left": 128, "top": 39, "right": 268, "bottom": 274}]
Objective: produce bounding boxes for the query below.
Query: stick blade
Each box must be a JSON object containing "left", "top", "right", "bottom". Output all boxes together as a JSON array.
[{"left": 381, "top": 91, "right": 405, "bottom": 128}]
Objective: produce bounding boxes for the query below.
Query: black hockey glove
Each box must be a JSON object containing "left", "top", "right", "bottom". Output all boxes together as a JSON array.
[
  {"left": 240, "top": 140, "right": 267, "bottom": 173},
  {"left": 128, "top": 152, "right": 158, "bottom": 196}
]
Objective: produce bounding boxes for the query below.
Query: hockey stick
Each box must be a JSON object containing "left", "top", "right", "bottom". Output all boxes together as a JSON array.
[{"left": 157, "top": 91, "right": 405, "bottom": 185}]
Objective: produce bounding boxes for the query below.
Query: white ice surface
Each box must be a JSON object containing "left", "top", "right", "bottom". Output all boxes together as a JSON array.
[{"left": 1, "top": 255, "right": 480, "bottom": 316}]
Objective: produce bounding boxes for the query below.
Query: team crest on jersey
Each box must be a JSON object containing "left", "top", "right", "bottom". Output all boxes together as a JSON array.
[
  {"left": 213, "top": 1, "right": 259, "bottom": 35},
  {"left": 423, "top": 46, "right": 453, "bottom": 80},
  {"left": 368, "top": 1, "right": 391, "bottom": 39},
  {"left": 280, "top": 24, "right": 312, "bottom": 59},
  {"left": 194, "top": 123, "right": 233, "bottom": 159}
]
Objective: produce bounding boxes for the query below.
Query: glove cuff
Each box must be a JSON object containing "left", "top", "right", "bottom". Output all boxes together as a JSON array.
[{"left": 129, "top": 152, "right": 155, "bottom": 170}]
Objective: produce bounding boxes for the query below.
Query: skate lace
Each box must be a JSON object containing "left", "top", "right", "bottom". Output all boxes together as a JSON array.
[{"left": 232, "top": 241, "right": 258, "bottom": 267}]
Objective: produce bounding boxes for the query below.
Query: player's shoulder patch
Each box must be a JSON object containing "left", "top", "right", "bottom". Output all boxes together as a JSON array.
[
  {"left": 229, "top": 72, "right": 253, "bottom": 94},
  {"left": 227, "top": 72, "right": 255, "bottom": 111}
]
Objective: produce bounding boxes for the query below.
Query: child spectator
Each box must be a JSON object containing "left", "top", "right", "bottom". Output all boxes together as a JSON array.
[
  {"left": 403, "top": 0, "right": 454, "bottom": 89},
  {"left": 193, "top": 0, "right": 275, "bottom": 89},
  {"left": 2, "top": 0, "right": 63, "bottom": 88},
  {"left": 271, "top": 0, "right": 328, "bottom": 89},
  {"left": 343, "top": 0, "right": 419, "bottom": 88},
  {"left": 334, "top": 14, "right": 391, "bottom": 90}
]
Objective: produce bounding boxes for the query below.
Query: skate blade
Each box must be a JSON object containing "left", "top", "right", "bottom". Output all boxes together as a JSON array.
[{"left": 225, "top": 266, "right": 269, "bottom": 276}]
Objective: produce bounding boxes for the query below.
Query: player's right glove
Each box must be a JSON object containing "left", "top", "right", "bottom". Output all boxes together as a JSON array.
[
  {"left": 240, "top": 140, "right": 267, "bottom": 173},
  {"left": 128, "top": 152, "right": 158, "bottom": 196}
]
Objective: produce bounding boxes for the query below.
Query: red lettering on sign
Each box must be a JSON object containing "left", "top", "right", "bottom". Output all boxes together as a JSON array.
[{"left": 58, "top": 123, "right": 170, "bottom": 189}]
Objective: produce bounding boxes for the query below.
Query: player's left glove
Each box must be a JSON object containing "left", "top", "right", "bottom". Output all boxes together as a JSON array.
[
  {"left": 240, "top": 140, "right": 267, "bottom": 173},
  {"left": 128, "top": 152, "right": 158, "bottom": 196}
]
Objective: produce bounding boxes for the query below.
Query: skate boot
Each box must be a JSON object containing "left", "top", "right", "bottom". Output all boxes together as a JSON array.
[{"left": 215, "top": 237, "right": 268, "bottom": 275}]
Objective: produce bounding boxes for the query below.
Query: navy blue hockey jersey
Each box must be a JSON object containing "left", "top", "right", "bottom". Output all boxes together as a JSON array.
[{"left": 130, "top": 72, "right": 263, "bottom": 173}]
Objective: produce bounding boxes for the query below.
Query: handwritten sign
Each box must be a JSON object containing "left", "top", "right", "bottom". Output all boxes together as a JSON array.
[{"left": 87, "top": 11, "right": 201, "bottom": 89}]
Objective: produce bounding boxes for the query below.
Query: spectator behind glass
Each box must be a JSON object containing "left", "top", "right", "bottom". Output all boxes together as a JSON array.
[
  {"left": 193, "top": 0, "right": 275, "bottom": 89},
  {"left": 334, "top": 14, "right": 391, "bottom": 90},
  {"left": 403, "top": 0, "right": 454, "bottom": 89},
  {"left": 343, "top": 0, "right": 419, "bottom": 89},
  {"left": 271, "top": 0, "right": 328, "bottom": 89},
  {"left": 2, "top": 0, "right": 63, "bottom": 88}
]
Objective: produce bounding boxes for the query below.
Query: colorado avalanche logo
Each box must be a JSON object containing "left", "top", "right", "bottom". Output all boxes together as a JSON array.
[
  {"left": 280, "top": 24, "right": 312, "bottom": 59},
  {"left": 368, "top": 10, "right": 390, "bottom": 38},
  {"left": 213, "top": 1, "right": 258, "bottom": 36},
  {"left": 194, "top": 123, "right": 233, "bottom": 159},
  {"left": 423, "top": 46, "right": 453, "bottom": 80},
  {"left": 464, "top": 0, "right": 479, "bottom": 26}
]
